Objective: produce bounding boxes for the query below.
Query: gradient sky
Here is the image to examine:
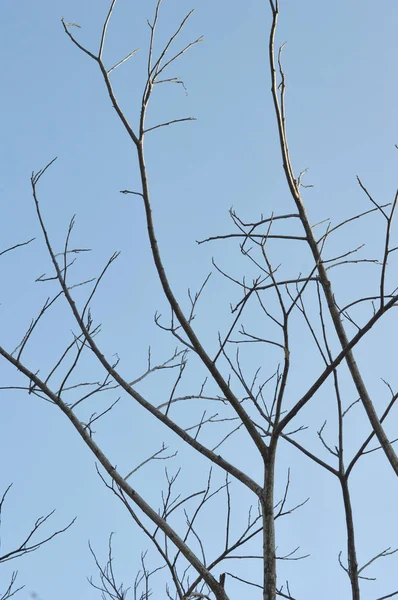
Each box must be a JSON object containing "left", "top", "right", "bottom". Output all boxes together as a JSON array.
[{"left": 1, "top": 1, "right": 398, "bottom": 599}]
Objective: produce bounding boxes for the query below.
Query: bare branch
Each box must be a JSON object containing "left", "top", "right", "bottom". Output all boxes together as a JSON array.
[{"left": 108, "top": 48, "right": 140, "bottom": 75}]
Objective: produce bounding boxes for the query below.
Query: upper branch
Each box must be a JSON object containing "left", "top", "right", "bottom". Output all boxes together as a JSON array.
[
  {"left": 267, "top": 1, "right": 398, "bottom": 475},
  {"left": 61, "top": 5, "right": 269, "bottom": 460}
]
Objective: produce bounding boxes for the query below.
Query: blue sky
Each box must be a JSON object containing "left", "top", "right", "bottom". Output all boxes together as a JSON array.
[{"left": 1, "top": 1, "right": 398, "bottom": 599}]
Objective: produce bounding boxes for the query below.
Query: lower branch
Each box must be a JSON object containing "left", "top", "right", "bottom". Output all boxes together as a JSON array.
[{"left": 0, "top": 348, "right": 228, "bottom": 600}]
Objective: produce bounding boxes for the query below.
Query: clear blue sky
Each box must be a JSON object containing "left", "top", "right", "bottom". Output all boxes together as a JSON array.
[{"left": 1, "top": 1, "right": 398, "bottom": 599}]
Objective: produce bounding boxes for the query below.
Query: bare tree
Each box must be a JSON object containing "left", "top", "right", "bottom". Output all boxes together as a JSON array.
[{"left": 1, "top": 1, "right": 397, "bottom": 599}]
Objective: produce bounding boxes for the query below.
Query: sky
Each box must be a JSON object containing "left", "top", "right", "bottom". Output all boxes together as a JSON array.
[{"left": 1, "top": 1, "right": 398, "bottom": 599}]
